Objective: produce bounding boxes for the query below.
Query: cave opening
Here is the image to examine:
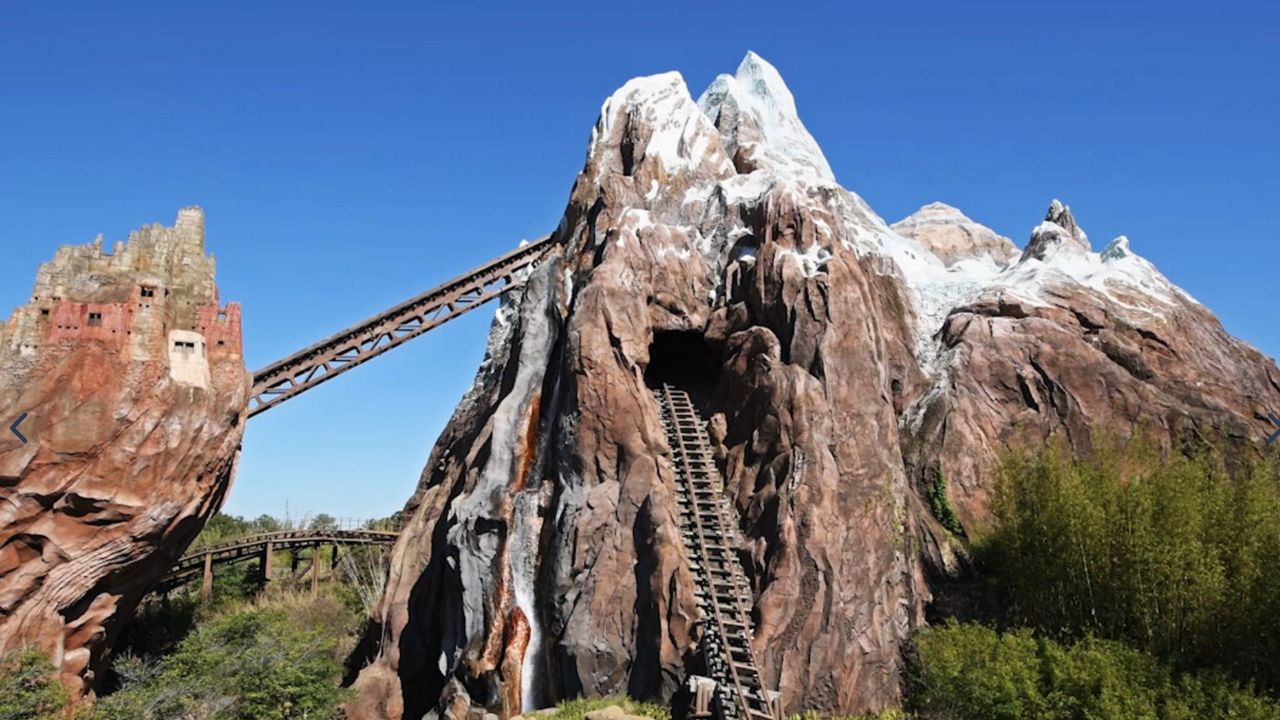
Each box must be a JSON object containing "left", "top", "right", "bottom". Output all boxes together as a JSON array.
[{"left": 644, "top": 330, "right": 720, "bottom": 389}]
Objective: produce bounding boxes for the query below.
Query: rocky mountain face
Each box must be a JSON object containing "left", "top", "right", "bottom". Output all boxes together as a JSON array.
[
  {"left": 0, "top": 208, "right": 247, "bottom": 700},
  {"left": 349, "top": 53, "right": 1280, "bottom": 719}
]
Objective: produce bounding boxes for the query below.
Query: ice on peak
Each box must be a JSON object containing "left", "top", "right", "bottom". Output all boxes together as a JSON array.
[
  {"left": 697, "top": 51, "right": 835, "bottom": 183},
  {"left": 1102, "top": 235, "right": 1130, "bottom": 261},
  {"left": 1021, "top": 198, "right": 1091, "bottom": 262},
  {"left": 588, "top": 71, "right": 730, "bottom": 178}
]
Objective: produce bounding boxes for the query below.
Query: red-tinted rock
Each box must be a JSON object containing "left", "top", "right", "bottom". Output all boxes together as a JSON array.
[{"left": 0, "top": 208, "right": 247, "bottom": 701}]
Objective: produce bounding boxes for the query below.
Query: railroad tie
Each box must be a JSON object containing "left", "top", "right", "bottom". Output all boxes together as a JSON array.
[{"left": 654, "top": 383, "right": 780, "bottom": 720}]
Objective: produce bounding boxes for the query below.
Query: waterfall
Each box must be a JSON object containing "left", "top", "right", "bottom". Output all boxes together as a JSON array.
[{"left": 510, "top": 487, "right": 545, "bottom": 710}]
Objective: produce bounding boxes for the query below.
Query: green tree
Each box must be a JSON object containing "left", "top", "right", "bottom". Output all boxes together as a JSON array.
[
  {"left": 978, "top": 437, "right": 1280, "bottom": 693},
  {"left": 309, "top": 513, "right": 337, "bottom": 531}
]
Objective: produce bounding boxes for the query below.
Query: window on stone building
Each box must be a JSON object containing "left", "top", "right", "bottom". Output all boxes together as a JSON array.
[
  {"left": 141, "top": 287, "right": 155, "bottom": 298},
  {"left": 174, "top": 340, "right": 196, "bottom": 354},
  {"left": 40, "top": 309, "right": 49, "bottom": 316},
  {"left": 88, "top": 312, "right": 102, "bottom": 327}
]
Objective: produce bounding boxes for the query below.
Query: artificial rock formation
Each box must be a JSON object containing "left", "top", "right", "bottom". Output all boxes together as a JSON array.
[
  {"left": 0, "top": 208, "right": 247, "bottom": 699},
  {"left": 349, "top": 52, "right": 1280, "bottom": 719}
]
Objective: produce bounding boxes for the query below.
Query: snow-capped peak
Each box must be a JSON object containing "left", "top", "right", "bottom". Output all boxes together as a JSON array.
[
  {"left": 696, "top": 51, "right": 835, "bottom": 183},
  {"left": 1021, "top": 199, "right": 1091, "bottom": 262},
  {"left": 588, "top": 71, "right": 731, "bottom": 179}
]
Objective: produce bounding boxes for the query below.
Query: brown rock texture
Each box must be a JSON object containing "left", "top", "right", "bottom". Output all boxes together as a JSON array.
[
  {"left": 349, "top": 52, "right": 1280, "bottom": 718},
  {"left": 899, "top": 201, "right": 1280, "bottom": 536},
  {"left": 0, "top": 208, "right": 248, "bottom": 700}
]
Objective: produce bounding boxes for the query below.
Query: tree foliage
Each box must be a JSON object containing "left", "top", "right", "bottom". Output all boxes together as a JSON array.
[
  {"left": 978, "top": 437, "right": 1280, "bottom": 693},
  {"left": 91, "top": 594, "right": 356, "bottom": 720},
  {"left": 910, "top": 622, "right": 1280, "bottom": 720}
]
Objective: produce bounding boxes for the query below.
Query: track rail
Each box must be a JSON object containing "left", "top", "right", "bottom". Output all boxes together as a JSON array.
[
  {"left": 155, "top": 528, "right": 398, "bottom": 593},
  {"left": 248, "top": 235, "right": 557, "bottom": 417},
  {"left": 655, "top": 384, "right": 780, "bottom": 720}
]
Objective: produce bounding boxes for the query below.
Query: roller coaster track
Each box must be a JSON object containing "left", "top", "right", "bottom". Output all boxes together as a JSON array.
[
  {"left": 654, "top": 384, "right": 781, "bottom": 720},
  {"left": 154, "top": 528, "right": 399, "bottom": 594},
  {"left": 248, "top": 235, "right": 557, "bottom": 417}
]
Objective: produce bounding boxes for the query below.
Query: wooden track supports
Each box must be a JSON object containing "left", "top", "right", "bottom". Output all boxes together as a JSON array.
[
  {"left": 261, "top": 540, "right": 275, "bottom": 590},
  {"left": 152, "top": 529, "right": 398, "bottom": 597},
  {"left": 311, "top": 547, "right": 321, "bottom": 596},
  {"left": 201, "top": 552, "right": 213, "bottom": 602}
]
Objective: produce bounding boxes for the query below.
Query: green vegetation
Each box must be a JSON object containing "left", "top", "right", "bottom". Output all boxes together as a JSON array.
[
  {"left": 925, "top": 471, "right": 963, "bottom": 535},
  {"left": 909, "top": 621, "right": 1280, "bottom": 720},
  {"left": 905, "top": 437, "right": 1280, "bottom": 719},
  {"left": 789, "top": 710, "right": 909, "bottom": 720},
  {"left": 547, "top": 696, "right": 671, "bottom": 720},
  {"left": 0, "top": 647, "right": 68, "bottom": 720},
  {"left": 979, "top": 438, "right": 1280, "bottom": 692},
  {"left": 87, "top": 511, "right": 393, "bottom": 719},
  {"left": 91, "top": 593, "right": 359, "bottom": 720}
]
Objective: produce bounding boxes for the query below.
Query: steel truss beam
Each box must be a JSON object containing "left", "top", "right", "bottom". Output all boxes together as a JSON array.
[{"left": 248, "top": 235, "right": 556, "bottom": 417}]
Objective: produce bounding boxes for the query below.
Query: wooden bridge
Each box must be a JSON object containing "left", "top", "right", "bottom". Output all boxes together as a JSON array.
[{"left": 155, "top": 528, "right": 399, "bottom": 598}]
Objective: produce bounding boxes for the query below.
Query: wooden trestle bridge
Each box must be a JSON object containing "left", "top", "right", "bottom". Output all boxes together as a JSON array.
[
  {"left": 207, "top": 232, "right": 781, "bottom": 720},
  {"left": 156, "top": 528, "right": 399, "bottom": 599}
]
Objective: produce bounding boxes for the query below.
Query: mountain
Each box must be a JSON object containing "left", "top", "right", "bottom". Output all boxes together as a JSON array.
[
  {"left": 345, "top": 52, "right": 1280, "bottom": 717},
  {"left": 0, "top": 209, "right": 247, "bottom": 701},
  {"left": 343, "top": 53, "right": 1280, "bottom": 712}
]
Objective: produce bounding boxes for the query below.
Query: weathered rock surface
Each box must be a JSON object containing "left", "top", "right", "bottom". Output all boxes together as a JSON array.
[
  {"left": 0, "top": 208, "right": 247, "bottom": 700},
  {"left": 899, "top": 200, "right": 1280, "bottom": 534},
  {"left": 889, "top": 202, "right": 1017, "bottom": 267},
  {"left": 349, "top": 52, "right": 1280, "bottom": 719}
]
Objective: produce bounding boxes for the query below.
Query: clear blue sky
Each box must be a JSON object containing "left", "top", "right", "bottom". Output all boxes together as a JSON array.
[{"left": 2, "top": 1, "right": 1276, "bottom": 520}]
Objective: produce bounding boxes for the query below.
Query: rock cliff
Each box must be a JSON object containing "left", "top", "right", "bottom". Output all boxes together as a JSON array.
[
  {"left": 0, "top": 208, "right": 247, "bottom": 699},
  {"left": 349, "top": 52, "right": 1280, "bottom": 718}
]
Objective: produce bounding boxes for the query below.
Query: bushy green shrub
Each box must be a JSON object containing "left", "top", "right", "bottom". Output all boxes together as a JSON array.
[
  {"left": 548, "top": 696, "right": 671, "bottom": 720},
  {"left": 979, "top": 438, "right": 1280, "bottom": 692},
  {"left": 910, "top": 622, "right": 1280, "bottom": 720},
  {"left": 789, "top": 709, "right": 910, "bottom": 720},
  {"left": 925, "top": 471, "right": 963, "bottom": 535},
  {"left": 0, "top": 647, "right": 67, "bottom": 720},
  {"left": 92, "top": 594, "right": 356, "bottom": 720}
]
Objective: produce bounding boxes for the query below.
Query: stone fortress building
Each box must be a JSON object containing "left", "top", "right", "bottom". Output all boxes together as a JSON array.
[{"left": 0, "top": 206, "right": 242, "bottom": 388}]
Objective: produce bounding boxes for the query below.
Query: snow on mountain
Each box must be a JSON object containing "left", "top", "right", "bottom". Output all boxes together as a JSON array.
[
  {"left": 588, "top": 71, "right": 731, "bottom": 179},
  {"left": 698, "top": 51, "right": 836, "bottom": 182},
  {"left": 583, "top": 53, "right": 1198, "bottom": 377}
]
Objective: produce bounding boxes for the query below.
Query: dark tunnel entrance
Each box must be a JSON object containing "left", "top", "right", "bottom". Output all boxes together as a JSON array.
[{"left": 644, "top": 330, "right": 720, "bottom": 389}]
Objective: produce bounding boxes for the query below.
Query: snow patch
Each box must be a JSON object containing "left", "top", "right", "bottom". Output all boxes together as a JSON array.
[
  {"left": 776, "top": 243, "right": 833, "bottom": 277},
  {"left": 590, "top": 71, "right": 731, "bottom": 177},
  {"left": 697, "top": 52, "right": 836, "bottom": 182}
]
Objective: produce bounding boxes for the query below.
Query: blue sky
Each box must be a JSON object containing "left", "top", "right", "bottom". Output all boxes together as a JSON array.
[{"left": 2, "top": 1, "right": 1277, "bottom": 520}]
